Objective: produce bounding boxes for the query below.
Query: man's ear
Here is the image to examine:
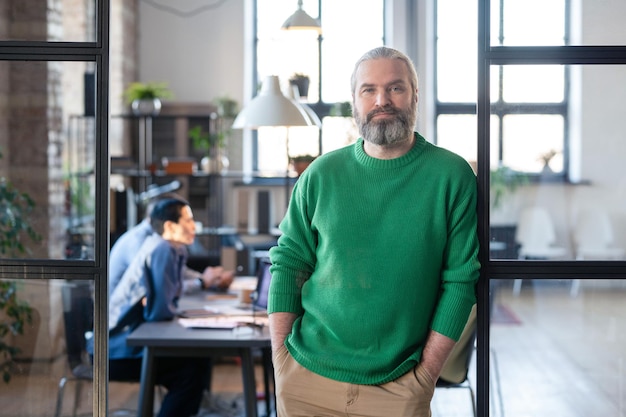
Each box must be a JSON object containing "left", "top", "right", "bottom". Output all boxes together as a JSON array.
[{"left": 162, "top": 220, "right": 176, "bottom": 238}]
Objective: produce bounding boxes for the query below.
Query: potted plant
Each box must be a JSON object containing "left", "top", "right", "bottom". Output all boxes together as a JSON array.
[
  {"left": 123, "top": 81, "right": 173, "bottom": 116},
  {"left": 214, "top": 96, "right": 239, "bottom": 119},
  {"left": 490, "top": 165, "right": 528, "bottom": 210},
  {"left": 290, "top": 154, "right": 317, "bottom": 176},
  {"left": 329, "top": 101, "right": 353, "bottom": 117},
  {"left": 0, "top": 148, "right": 40, "bottom": 383},
  {"left": 188, "top": 124, "right": 229, "bottom": 173},
  {"left": 288, "top": 73, "right": 310, "bottom": 98}
]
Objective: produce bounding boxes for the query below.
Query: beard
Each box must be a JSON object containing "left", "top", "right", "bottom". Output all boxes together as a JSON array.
[{"left": 354, "top": 101, "right": 417, "bottom": 147}]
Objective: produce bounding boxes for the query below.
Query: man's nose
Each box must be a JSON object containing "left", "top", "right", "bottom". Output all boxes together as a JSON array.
[{"left": 375, "top": 90, "right": 391, "bottom": 107}]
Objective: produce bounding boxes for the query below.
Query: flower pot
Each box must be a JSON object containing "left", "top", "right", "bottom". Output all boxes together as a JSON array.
[
  {"left": 293, "top": 161, "right": 311, "bottom": 176},
  {"left": 131, "top": 98, "right": 162, "bottom": 116},
  {"left": 289, "top": 78, "right": 310, "bottom": 98}
]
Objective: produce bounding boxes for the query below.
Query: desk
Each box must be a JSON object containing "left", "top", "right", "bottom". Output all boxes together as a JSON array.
[{"left": 126, "top": 291, "right": 272, "bottom": 417}]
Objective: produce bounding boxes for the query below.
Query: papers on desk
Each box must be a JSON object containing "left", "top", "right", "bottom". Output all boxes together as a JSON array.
[
  {"left": 178, "top": 307, "right": 222, "bottom": 318},
  {"left": 178, "top": 315, "right": 268, "bottom": 330}
]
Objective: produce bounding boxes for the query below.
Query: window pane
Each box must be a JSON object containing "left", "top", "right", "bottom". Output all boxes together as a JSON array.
[
  {"left": 491, "top": 279, "right": 626, "bottom": 415},
  {"left": 321, "top": 0, "right": 383, "bottom": 103},
  {"left": 437, "top": 115, "right": 477, "bottom": 164},
  {"left": 0, "top": 278, "right": 94, "bottom": 415},
  {"left": 0, "top": 1, "right": 96, "bottom": 42},
  {"left": 257, "top": 0, "right": 320, "bottom": 102},
  {"left": 257, "top": 127, "right": 289, "bottom": 175},
  {"left": 321, "top": 115, "right": 358, "bottom": 154},
  {"left": 437, "top": 0, "right": 477, "bottom": 103},
  {"left": 0, "top": 61, "right": 96, "bottom": 261},
  {"left": 501, "top": 0, "right": 566, "bottom": 46},
  {"left": 437, "top": 41, "right": 478, "bottom": 103},
  {"left": 501, "top": 115, "right": 564, "bottom": 173},
  {"left": 436, "top": 114, "right": 501, "bottom": 170},
  {"left": 503, "top": 66, "right": 565, "bottom": 103}
]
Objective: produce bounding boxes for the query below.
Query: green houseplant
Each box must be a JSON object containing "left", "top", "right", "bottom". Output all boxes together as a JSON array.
[
  {"left": 123, "top": 81, "right": 173, "bottom": 116},
  {"left": 0, "top": 148, "right": 40, "bottom": 383},
  {"left": 490, "top": 165, "right": 528, "bottom": 210},
  {"left": 189, "top": 125, "right": 229, "bottom": 173},
  {"left": 214, "top": 95, "right": 239, "bottom": 119}
]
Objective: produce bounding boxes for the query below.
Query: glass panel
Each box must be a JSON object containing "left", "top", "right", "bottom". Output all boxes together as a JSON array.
[
  {"left": 321, "top": 115, "right": 358, "bottom": 154},
  {"left": 0, "top": 61, "right": 97, "bottom": 260},
  {"left": 501, "top": 114, "right": 564, "bottom": 173},
  {"left": 257, "top": 0, "right": 320, "bottom": 103},
  {"left": 0, "top": 278, "right": 94, "bottom": 415},
  {"left": 489, "top": 0, "right": 626, "bottom": 47},
  {"left": 0, "top": 0, "right": 96, "bottom": 42},
  {"left": 490, "top": 65, "right": 626, "bottom": 261},
  {"left": 321, "top": 0, "right": 384, "bottom": 103},
  {"left": 491, "top": 278, "right": 626, "bottom": 416},
  {"left": 257, "top": 126, "right": 290, "bottom": 176},
  {"left": 501, "top": 0, "right": 566, "bottom": 46},
  {"left": 436, "top": 0, "right": 477, "bottom": 103},
  {"left": 503, "top": 66, "right": 565, "bottom": 103}
]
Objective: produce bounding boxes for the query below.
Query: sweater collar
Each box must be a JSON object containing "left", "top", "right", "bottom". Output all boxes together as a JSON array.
[{"left": 354, "top": 132, "right": 425, "bottom": 169}]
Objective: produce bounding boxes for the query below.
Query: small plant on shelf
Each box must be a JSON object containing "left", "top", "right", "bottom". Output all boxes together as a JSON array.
[
  {"left": 123, "top": 81, "right": 173, "bottom": 116},
  {"left": 123, "top": 81, "right": 173, "bottom": 104},
  {"left": 213, "top": 96, "right": 239, "bottom": 119}
]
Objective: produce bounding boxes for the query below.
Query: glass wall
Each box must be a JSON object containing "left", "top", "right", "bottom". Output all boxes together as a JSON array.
[
  {"left": 490, "top": 279, "right": 626, "bottom": 416},
  {"left": 0, "top": 278, "right": 94, "bottom": 415},
  {"left": 489, "top": 66, "right": 626, "bottom": 262},
  {"left": 0, "top": 61, "right": 97, "bottom": 261}
]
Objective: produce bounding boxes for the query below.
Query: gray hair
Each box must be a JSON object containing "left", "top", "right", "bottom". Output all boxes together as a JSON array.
[{"left": 350, "top": 46, "right": 419, "bottom": 96}]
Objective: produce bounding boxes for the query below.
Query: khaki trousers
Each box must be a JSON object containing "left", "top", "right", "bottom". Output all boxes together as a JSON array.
[{"left": 273, "top": 345, "right": 434, "bottom": 417}]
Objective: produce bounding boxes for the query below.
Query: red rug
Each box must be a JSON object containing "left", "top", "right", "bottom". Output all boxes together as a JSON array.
[{"left": 491, "top": 303, "right": 522, "bottom": 325}]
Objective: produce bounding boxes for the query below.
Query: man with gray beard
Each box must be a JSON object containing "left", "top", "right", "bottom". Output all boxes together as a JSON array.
[{"left": 268, "top": 46, "right": 480, "bottom": 417}]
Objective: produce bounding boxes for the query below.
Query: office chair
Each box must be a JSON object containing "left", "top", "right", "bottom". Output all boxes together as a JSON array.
[
  {"left": 54, "top": 281, "right": 163, "bottom": 417},
  {"left": 573, "top": 208, "right": 625, "bottom": 260},
  {"left": 437, "top": 305, "right": 477, "bottom": 417},
  {"left": 513, "top": 207, "right": 567, "bottom": 296}
]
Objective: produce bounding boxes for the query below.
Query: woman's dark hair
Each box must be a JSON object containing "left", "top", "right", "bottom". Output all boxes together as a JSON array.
[{"left": 149, "top": 197, "right": 189, "bottom": 235}]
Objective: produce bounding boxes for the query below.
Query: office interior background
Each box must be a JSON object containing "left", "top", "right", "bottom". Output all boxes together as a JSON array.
[{"left": 1, "top": 0, "right": 626, "bottom": 416}]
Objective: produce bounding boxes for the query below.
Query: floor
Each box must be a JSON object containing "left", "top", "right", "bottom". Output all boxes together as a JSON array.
[{"left": 2, "top": 279, "right": 626, "bottom": 417}]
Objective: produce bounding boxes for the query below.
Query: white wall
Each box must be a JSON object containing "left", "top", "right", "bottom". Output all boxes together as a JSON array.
[{"left": 138, "top": 0, "right": 245, "bottom": 104}]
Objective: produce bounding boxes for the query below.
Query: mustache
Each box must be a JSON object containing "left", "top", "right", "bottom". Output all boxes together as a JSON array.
[{"left": 366, "top": 106, "right": 402, "bottom": 123}]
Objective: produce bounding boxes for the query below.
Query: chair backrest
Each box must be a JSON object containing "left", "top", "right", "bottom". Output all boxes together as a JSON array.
[
  {"left": 573, "top": 208, "right": 615, "bottom": 248},
  {"left": 439, "top": 304, "right": 477, "bottom": 385},
  {"left": 515, "top": 206, "right": 557, "bottom": 248}
]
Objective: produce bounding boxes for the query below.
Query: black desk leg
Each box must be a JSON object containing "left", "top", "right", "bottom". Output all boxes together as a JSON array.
[
  {"left": 262, "top": 347, "right": 275, "bottom": 417},
  {"left": 138, "top": 347, "right": 156, "bottom": 417},
  {"left": 240, "top": 348, "right": 258, "bottom": 417}
]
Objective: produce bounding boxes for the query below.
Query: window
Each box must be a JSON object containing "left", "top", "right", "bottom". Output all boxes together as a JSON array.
[
  {"left": 254, "top": 0, "right": 384, "bottom": 173},
  {"left": 436, "top": 0, "right": 569, "bottom": 178}
]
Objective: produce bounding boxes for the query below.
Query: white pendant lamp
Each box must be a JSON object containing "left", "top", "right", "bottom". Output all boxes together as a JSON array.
[
  {"left": 232, "top": 75, "right": 313, "bottom": 129},
  {"left": 281, "top": 0, "right": 321, "bottom": 34},
  {"left": 286, "top": 84, "right": 321, "bottom": 128}
]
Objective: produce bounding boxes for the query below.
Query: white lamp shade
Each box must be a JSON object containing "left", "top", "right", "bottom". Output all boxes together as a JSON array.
[
  {"left": 233, "top": 75, "right": 313, "bottom": 129},
  {"left": 286, "top": 84, "right": 322, "bottom": 128},
  {"left": 281, "top": 1, "right": 321, "bottom": 33}
]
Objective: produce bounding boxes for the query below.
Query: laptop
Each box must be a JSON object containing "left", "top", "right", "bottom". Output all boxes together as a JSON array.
[{"left": 251, "top": 258, "right": 272, "bottom": 310}]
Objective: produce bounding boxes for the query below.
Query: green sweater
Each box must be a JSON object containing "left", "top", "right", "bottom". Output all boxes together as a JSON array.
[{"left": 268, "top": 133, "right": 480, "bottom": 385}]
